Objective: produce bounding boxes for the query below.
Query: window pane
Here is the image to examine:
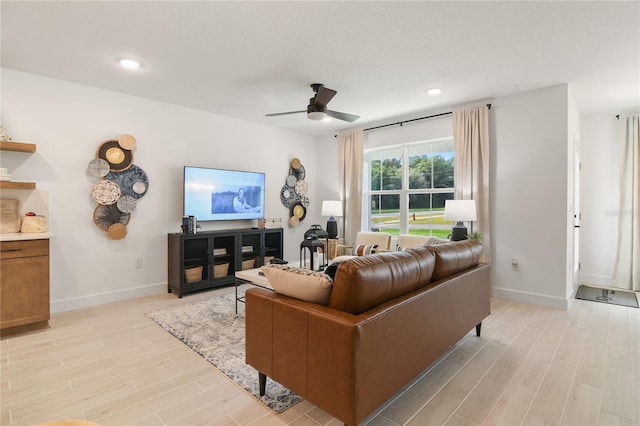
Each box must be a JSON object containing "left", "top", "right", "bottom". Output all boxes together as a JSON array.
[
  {"left": 408, "top": 138, "right": 454, "bottom": 190},
  {"left": 408, "top": 193, "right": 454, "bottom": 238},
  {"left": 408, "top": 154, "right": 431, "bottom": 189},
  {"left": 366, "top": 147, "right": 402, "bottom": 191},
  {"left": 369, "top": 194, "right": 399, "bottom": 234}
]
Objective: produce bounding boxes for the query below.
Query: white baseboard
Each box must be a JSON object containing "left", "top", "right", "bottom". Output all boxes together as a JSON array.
[
  {"left": 580, "top": 274, "right": 612, "bottom": 287},
  {"left": 51, "top": 282, "right": 167, "bottom": 314},
  {"left": 491, "top": 286, "right": 570, "bottom": 310}
]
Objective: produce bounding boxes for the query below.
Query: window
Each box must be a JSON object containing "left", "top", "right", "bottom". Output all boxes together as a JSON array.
[{"left": 363, "top": 138, "right": 454, "bottom": 238}]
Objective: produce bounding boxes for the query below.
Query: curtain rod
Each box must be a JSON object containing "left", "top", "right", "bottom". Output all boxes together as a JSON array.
[{"left": 334, "top": 103, "right": 491, "bottom": 137}]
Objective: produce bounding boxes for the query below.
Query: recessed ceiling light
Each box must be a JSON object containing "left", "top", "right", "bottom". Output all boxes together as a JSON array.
[
  {"left": 426, "top": 88, "right": 442, "bottom": 96},
  {"left": 118, "top": 58, "right": 141, "bottom": 70}
]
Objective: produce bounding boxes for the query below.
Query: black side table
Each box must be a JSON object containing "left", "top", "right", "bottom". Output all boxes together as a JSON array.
[{"left": 300, "top": 238, "right": 326, "bottom": 271}]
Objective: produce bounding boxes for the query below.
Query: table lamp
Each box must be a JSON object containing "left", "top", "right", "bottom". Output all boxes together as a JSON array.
[
  {"left": 321, "top": 200, "right": 343, "bottom": 238},
  {"left": 444, "top": 199, "right": 477, "bottom": 241}
]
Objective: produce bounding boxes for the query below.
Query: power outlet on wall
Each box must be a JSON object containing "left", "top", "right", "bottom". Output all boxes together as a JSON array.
[
  {"left": 511, "top": 258, "right": 519, "bottom": 271},
  {"left": 135, "top": 258, "right": 143, "bottom": 269}
]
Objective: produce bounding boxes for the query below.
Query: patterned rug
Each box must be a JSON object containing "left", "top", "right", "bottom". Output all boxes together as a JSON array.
[{"left": 146, "top": 288, "right": 303, "bottom": 412}]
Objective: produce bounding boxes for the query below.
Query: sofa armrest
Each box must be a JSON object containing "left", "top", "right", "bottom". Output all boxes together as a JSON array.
[{"left": 245, "top": 288, "right": 363, "bottom": 425}]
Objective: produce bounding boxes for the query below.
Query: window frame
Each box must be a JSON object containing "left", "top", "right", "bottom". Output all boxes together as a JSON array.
[{"left": 363, "top": 137, "right": 455, "bottom": 236}]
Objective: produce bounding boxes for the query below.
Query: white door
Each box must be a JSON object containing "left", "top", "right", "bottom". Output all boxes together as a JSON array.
[{"left": 573, "top": 142, "right": 581, "bottom": 288}]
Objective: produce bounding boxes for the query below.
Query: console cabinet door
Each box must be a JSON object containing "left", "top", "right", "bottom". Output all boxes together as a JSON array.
[{"left": 0, "top": 248, "right": 50, "bottom": 329}]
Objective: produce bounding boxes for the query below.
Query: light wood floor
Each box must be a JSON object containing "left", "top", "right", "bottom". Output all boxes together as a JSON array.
[{"left": 1, "top": 285, "right": 638, "bottom": 426}]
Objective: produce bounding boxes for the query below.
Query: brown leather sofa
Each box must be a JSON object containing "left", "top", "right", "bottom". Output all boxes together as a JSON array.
[{"left": 245, "top": 240, "right": 490, "bottom": 426}]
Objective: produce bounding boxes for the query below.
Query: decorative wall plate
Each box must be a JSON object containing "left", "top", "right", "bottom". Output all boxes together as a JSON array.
[
  {"left": 299, "top": 196, "right": 310, "bottom": 207},
  {"left": 97, "top": 140, "right": 133, "bottom": 172},
  {"left": 91, "top": 179, "right": 121, "bottom": 205},
  {"left": 288, "top": 216, "right": 300, "bottom": 227},
  {"left": 116, "top": 195, "right": 137, "bottom": 213},
  {"left": 88, "top": 158, "right": 110, "bottom": 177},
  {"left": 289, "top": 164, "right": 305, "bottom": 181},
  {"left": 107, "top": 223, "right": 127, "bottom": 240},
  {"left": 280, "top": 185, "right": 298, "bottom": 208},
  {"left": 93, "top": 204, "right": 130, "bottom": 232},
  {"left": 294, "top": 179, "right": 308, "bottom": 196},
  {"left": 286, "top": 174, "right": 297, "bottom": 187},
  {"left": 291, "top": 202, "right": 306, "bottom": 220},
  {"left": 118, "top": 134, "right": 137, "bottom": 150},
  {"left": 290, "top": 158, "right": 302, "bottom": 169},
  {"left": 105, "top": 165, "right": 149, "bottom": 199}
]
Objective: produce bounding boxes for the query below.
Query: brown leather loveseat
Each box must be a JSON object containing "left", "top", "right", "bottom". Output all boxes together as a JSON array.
[{"left": 245, "top": 240, "right": 490, "bottom": 426}]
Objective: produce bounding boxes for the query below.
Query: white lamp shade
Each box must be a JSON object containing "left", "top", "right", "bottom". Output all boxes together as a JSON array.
[
  {"left": 321, "top": 200, "right": 343, "bottom": 217},
  {"left": 444, "top": 200, "right": 477, "bottom": 222}
]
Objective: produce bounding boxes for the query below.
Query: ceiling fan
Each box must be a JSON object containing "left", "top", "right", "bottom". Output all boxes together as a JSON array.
[{"left": 266, "top": 83, "right": 360, "bottom": 122}]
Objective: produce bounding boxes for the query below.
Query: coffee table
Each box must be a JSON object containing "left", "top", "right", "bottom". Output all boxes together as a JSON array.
[{"left": 234, "top": 267, "right": 273, "bottom": 313}]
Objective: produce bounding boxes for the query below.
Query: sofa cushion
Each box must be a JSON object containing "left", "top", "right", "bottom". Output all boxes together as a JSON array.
[
  {"left": 428, "top": 240, "right": 482, "bottom": 281},
  {"left": 328, "top": 248, "right": 435, "bottom": 315},
  {"left": 261, "top": 264, "right": 333, "bottom": 305}
]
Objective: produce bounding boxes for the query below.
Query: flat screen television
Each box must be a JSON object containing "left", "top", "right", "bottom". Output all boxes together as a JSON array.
[{"left": 183, "top": 166, "right": 265, "bottom": 221}]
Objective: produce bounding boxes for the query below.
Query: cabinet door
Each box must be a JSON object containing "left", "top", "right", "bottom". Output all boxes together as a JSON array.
[
  {"left": 1, "top": 255, "right": 50, "bottom": 329},
  {"left": 239, "top": 232, "right": 261, "bottom": 270},
  {"left": 263, "top": 229, "right": 283, "bottom": 262}
]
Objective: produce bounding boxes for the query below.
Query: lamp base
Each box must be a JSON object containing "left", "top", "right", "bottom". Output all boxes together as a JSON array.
[
  {"left": 450, "top": 222, "right": 468, "bottom": 241},
  {"left": 326, "top": 217, "right": 338, "bottom": 239}
]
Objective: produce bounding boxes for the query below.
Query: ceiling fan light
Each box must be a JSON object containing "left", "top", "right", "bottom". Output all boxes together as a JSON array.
[{"left": 308, "top": 111, "right": 327, "bottom": 121}]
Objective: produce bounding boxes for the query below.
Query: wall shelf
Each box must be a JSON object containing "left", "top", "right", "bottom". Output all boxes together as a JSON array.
[
  {"left": 0, "top": 181, "right": 36, "bottom": 190},
  {"left": 0, "top": 141, "right": 36, "bottom": 153},
  {"left": 0, "top": 142, "right": 37, "bottom": 189}
]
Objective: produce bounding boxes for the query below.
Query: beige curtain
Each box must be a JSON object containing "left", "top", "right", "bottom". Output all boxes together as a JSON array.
[
  {"left": 453, "top": 105, "right": 491, "bottom": 262},
  {"left": 612, "top": 113, "right": 640, "bottom": 291},
  {"left": 338, "top": 129, "right": 364, "bottom": 244}
]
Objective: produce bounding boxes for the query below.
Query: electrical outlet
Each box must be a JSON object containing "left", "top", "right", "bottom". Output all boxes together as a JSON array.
[
  {"left": 135, "top": 258, "right": 143, "bottom": 269},
  {"left": 511, "top": 258, "right": 519, "bottom": 271}
]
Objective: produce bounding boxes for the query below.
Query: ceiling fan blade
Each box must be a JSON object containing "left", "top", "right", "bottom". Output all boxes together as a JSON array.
[
  {"left": 326, "top": 110, "right": 360, "bottom": 122},
  {"left": 314, "top": 86, "right": 337, "bottom": 109},
  {"left": 265, "top": 110, "right": 306, "bottom": 117}
]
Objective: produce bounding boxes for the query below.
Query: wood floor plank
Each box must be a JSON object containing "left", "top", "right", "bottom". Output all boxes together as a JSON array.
[
  {"left": 561, "top": 381, "right": 602, "bottom": 425},
  {"left": 528, "top": 357, "right": 577, "bottom": 423}
]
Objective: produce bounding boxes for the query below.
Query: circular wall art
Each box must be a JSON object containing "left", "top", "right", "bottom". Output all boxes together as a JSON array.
[
  {"left": 91, "top": 179, "right": 121, "bottom": 205},
  {"left": 97, "top": 139, "right": 133, "bottom": 172},
  {"left": 105, "top": 165, "right": 149, "bottom": 199},
  {"left": 88, "top": 134, "right": 149, "bottom": 240},
  {"left": 281, "top": 158, "right": 310, "bottom": 227}
]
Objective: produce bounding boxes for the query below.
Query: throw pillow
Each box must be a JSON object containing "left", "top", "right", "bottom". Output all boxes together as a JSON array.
[
  {"left": 396, "top": 244, "right": 408, "bottom": 251},
  {"left": 324, "top": 261, "right": 341, "bottom": 280},
  {"left": 261, "top": 264, "right": 333, "bottom": 305},
  {"left": 350, "top": 244, "right": 378, "bottom": 256},
  {"left": 424, "top": 237, "right": 450, "bottom": 246}
]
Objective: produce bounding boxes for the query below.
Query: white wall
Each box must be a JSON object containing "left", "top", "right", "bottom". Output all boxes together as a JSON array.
[
  {"left": 579, "top": 114, "right": 622, "bottom": 286},
  {"left": 1, "top": 69, "right": 320, "bottom": 313},
  {"left": 491, "top": 84, "right": 571, "bottom": 308}
]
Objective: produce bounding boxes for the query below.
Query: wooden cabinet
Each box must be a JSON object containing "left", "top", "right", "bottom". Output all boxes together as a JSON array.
[
  {"left": 0, "top": 141, "right": 37, "bottom": 189},
  {"left": 168, "top": 228, "right": 283, "bottom": 298},
  {"left": 0, "top": 239, "right": 50, "bottom": 333}
]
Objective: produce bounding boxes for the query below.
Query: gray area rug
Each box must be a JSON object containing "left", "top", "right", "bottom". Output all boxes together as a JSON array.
[
  {"left": 146, "top": 288, "right": 303, "bottom": 412},
  {"left": 575, "top": 285, "right": 639, "bottom": 308}
]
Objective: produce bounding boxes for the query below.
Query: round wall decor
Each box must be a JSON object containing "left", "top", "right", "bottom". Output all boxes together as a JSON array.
[
  {"left": 91, "top": 179, "right": 121, "bottom": 205},
  {"left": 281, "top": 157, "right": 310, "bottom": 227},
  {"left": 97, "top": 139, "right": 133, "bottom": 172},
  {"left": 88, "top": 134, "right": 149, "bottom": 240}
]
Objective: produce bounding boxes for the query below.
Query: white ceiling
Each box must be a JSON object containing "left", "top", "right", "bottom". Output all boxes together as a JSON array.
[{"left": 2, "top": 1, "right": 638, "bottom": 136}]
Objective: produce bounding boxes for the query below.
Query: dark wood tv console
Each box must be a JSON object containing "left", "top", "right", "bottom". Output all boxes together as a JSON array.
[{"left": 167, "top": 228, "right": 283, "bottom": 297}]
